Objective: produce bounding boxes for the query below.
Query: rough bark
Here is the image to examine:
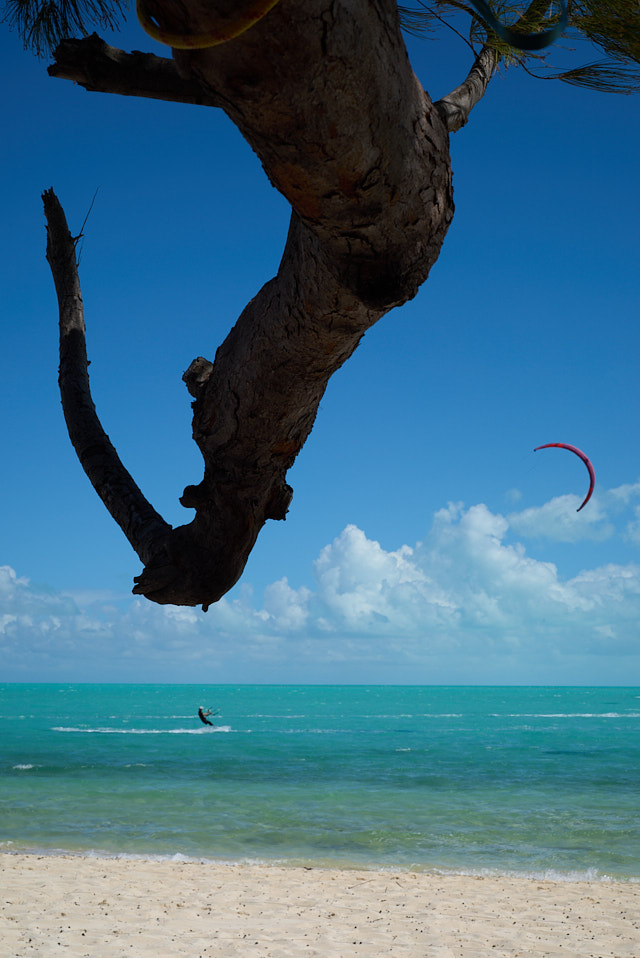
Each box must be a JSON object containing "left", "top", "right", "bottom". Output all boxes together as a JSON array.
[
  {"left": 43, "top": 188, "right": 172, "bottom": 565},
  {"left": 435, "top": 45, "right": 499, "bottom": 132},
  {"left": 48, "top": 33, "right": 220, "bottom": 106},
  {"left": 46, "top": 0, "right": 457, "bottom": 609}
]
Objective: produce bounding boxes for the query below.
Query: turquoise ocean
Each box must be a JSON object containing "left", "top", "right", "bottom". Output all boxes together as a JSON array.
[{"left": 1, "top": 685, "right": 639, "bottom": 880}]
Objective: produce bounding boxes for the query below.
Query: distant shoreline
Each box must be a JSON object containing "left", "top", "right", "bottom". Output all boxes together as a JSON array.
[{"left": 2, "top": 853, "right": 638, "bottom": 957}]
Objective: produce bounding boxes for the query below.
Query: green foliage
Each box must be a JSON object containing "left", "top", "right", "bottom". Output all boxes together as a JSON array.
[
  {"left": 2, "top": 0, "right": 639, "bottom": 96},
  {"left": 573, "top": 0, "right": 640, "bottom": 63},
  {"left": 1, "top": 0, "right": 127, "bottom": 55},
  {"left": 398, "top": 0, "right": 640, "bottom": 94}
]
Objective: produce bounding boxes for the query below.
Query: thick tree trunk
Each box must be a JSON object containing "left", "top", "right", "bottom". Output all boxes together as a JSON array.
[{"left": 46, "top": 0, "right": 455, "bottom": 609}]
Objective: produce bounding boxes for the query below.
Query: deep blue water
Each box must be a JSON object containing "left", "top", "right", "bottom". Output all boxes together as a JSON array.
[{"left": 1, "top": 685, "right": 639, "bottom": 879}]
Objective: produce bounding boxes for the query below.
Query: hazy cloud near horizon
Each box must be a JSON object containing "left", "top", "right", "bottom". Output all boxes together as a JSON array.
[{"left": 2, "top": 485, "right": 639, "bottom": 684}]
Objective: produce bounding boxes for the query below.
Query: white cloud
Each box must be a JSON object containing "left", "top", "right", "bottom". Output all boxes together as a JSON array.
[
  {"left": 1, "top": 489, "right": 640, "bottom": 683},
  {"left": 609, "top": 481, "right": 640, "bottom": 507},
  {"left": 0, "top": 565, "right": 117, "bottom": 677},
  {"left": 624, "top": 505, "right": 640, "bottom": 546},
  {"left": 508, "top": 480, "right": 640, "bottom": 544},
  {"left": 508, "top": 495, "right": 614, "bottom": 542},
  {"left": 312, "top": 524, "right": 455, "bottom": 634},
  {"left": 263, "top": 578, "right": 312, "bottom": 631}
]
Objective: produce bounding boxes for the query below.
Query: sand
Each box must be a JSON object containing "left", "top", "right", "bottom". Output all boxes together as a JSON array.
[{"left": 1, "top": 854, "right": 638, "bottom": 957}]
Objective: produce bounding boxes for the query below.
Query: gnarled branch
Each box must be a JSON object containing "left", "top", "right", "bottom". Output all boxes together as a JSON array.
[
  {"left": 45, "top": 0, "right": 455, "bottom": 610},
  {"left": 43, "top": 187, "right": 172, "bottom": 566}
]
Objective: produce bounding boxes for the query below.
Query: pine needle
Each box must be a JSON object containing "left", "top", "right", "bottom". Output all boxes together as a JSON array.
[
  {"left": 398, "top": 0, "right": 640, "bottom": 95},
  {"left": 2, "top": 0, "right": 127, "bottom": 56},
  {"left": 552, "top": 59, "right": 640, "bottom": 95}
]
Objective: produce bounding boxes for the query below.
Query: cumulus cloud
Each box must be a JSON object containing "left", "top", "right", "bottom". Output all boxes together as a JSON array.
[
  {"left": 625, "top": 508, "right": 640, "bottom": 546},
  {"left": 508, "top": 495, "right": 614, "bottom": 542},
  {"left": 608, "top": 481, "right": 640, "bottom": 507},
  {"left": 508, "top": 481, "right": 640, "bottom": 544},
  {"left": 2, "top": 487, "right": 640, "bottom": 682},
  {"left": 609, "top": 484, "right": 640, "bottom": 545},
  {"left": 0, "top": 565, "right": 116, "bottom": 677}
]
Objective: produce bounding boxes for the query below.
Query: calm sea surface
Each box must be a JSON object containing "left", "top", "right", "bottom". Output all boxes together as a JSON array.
[{"left": 1, "top": 685, "right": 639, "bottom": 879}]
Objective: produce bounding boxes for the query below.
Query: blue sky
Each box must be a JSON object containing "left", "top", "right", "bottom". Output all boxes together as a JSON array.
[{"left": 1, "top": 8, "right": 639, "bottom": 684}]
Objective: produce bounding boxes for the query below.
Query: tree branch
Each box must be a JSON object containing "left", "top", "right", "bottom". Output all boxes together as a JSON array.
[
  {"left": 48, "top": 33, "right": 221, "bottom": 106},
  {"left": 132, "top": 209, "right": 386, "bottom": 610},
  {"left": 43, "top": 0, "right": 455, "bottom": 610},
  {"left": 434, "top": 0, "right": 563, "bottom": 132},
  {"left": 435, "top": 44, "right": 499, "bottom": 132},
  {"left": 43, "top": 187, "right": 173, "bottom": 567}
]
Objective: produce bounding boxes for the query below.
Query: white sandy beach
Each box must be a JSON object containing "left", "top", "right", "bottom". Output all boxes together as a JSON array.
[{"left": 1, "top": 854, "right": 638, "bottom": 957}]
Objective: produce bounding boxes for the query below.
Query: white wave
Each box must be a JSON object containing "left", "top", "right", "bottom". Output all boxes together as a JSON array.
[
  {"left": 7, "top": 847, "right": 251, "bottom": 867},
  {"left": 424, "top": 865, "right": 629, "bottom": 883},
  {"left": 3, "top": 845, "right": 639, "bottom": 883},
  {"left": 247, "top": 714, "right": 307, "bottom": 719},
  {"left": 12, "top": 764, "right": 38, "bottom": 770},
  {"left": 246, "top": 712, "right": 464, "bottom": 719},
  {"left": 490, "top": 713, "right": 640, "bottom": 719},
  {"left": 360, "top": 713, "right": 464, "bottom": 718},
  {"left": 51, "top": 725, "right": 231, "bottom": 734}
]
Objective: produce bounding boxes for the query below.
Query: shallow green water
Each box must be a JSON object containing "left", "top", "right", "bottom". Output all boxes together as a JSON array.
[{"left": 1, "top": 684, "right": 638, "bottom": 878}]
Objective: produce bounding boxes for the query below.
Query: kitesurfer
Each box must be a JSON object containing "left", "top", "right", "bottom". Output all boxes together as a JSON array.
[{"left": 198, "top": 706, "right": 214, "bottom": 726}]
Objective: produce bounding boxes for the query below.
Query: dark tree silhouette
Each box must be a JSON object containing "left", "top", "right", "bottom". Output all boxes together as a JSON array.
[{"left": 4, "top": 0, "right": 638, "bottom": 608}]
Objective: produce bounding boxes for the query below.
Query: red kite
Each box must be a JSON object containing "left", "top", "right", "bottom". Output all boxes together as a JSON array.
[{"left": 534, "top": 443, "right": 595, "bottom": 512}]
